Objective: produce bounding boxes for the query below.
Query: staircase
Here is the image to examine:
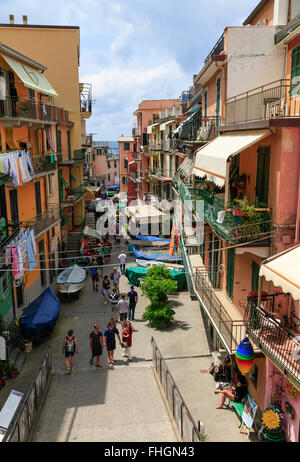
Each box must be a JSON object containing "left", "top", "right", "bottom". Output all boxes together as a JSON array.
[
  {"left": 85, "top": 212, "right": 98, "bottom": 249},
  {"left": 66, "top": 232, "right": 82, "bottom": 254}
]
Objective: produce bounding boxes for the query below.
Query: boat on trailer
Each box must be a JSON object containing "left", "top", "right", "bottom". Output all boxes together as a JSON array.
[{"left": 57, "top": 264, "right": 87, "bottom": 295}]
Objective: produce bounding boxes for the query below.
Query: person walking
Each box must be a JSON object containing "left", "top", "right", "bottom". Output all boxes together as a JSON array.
[
  {"left": 116, "top": 294, "right": 129, "bottom": 323},
  {"left": 109, "top": 288, "right": 120, "bottom": 322},
  {"left": 104, "top": 319, "right": 122, "bottom": 365},
  {"left": 96, "top": 253, "right": 104, "bottom": 278},
  {"left": 102, "top": 275, "right": 111, "bottom": 304},
  {"left": 110, "top": 266, "right": 121, "bottom": 291},
  {"left": 62, "top": 329, "right": 79, "bottom": 374},
  {"left": 90, "top": 260, "right": 100, "bottom": 292},
  {"left": 118, "top": 249, "right": 127, "bottom": 274},
  {"left": 103, "top": 241, "right": 110, "bottom": 264},
  {"left": 121, "top": 320, "right": 135, "bottom": 361},
  {"left": 127, "top": 285, "right": 138, "bottom": 321},
  {"left": 89, "top": 324, "right": 104, "bottom": 368}
]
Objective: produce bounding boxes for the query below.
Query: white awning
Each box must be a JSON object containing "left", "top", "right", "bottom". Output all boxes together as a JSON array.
[
  {"left": 147, "top": 123, "right": 159, "bottom": 134},
  {"left": 125, "top": 204, "right": 167, "bottom": 225},
  {"left": 2, "top": 54, "right": 58, "bottom": 97},
  {"left": 160, "top": 120, "right": 175, "bottom": 131},
  {"left": 178, "top": 156, "right": 194, "bottom": 179},
  {"left": 259, "top": 245, "right": 300, "bottom": 300},
  {"left": 193, "top": 129, "right": 271, "bottom": 187}
]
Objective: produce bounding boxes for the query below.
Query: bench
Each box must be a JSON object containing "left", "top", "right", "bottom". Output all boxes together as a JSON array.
[{"left": 228, "top": 401, "right": 245, "bottom": 428}]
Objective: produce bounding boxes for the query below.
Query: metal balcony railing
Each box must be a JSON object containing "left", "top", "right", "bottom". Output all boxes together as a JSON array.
[
  {"left": 189, "top": 84, "right": 202, "bottom": 106},
  {"left": 225, "top": 79, "right": 300, "bottom": 125},
  {"left": 150, "top": 168, "right": 171, "bottom": 179},
  {"left": 81, "top": 134, "right": 93, "bottom": 146},
  {"left": 173, "top": 179, "right": 272, "bottom": 244},
  {"left": 31, "top": 154, "right": 58, "bottom": 176},
  {"left": 204, "top": 33, "right": 225, "bottom": 64},
  {"left": 275, "top": 13, "right": 300, "bottom": 44},
  {"left": 61, "top": 184, "right": 86, "bottom": 205},
  {"left": 57, "top": 148, "right": 85, "bottom": 164},
  {"left": 0, "top": 96, "right": 69, "bottom": 122},
  {"left": 194, "top": 267, "right": 245, "bottom": 353},
  {"left": 198, "top": 116, "right": 221, "bottom": 141},
  {"left": 244, "top": 300, "right": 300, "bottom": 389}
]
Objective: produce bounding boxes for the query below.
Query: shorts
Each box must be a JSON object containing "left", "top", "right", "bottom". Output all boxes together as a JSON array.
[
  {"left": 111, "top": 304, "right": 118, "bottom": 312},
  {"left": 107, "top": 342, "right": 116, "bottom": 352},
  {"left": 92, "top": 274, "right": 99, "bottom": 282},
  {"left": 120, "top": 312, "right": 127, "bottom": 322},
  {"left": 65, "top": 351, "right": 75, "bottom": 358},
  {"left": 102, "top": 288, "right": 110, "bottom": 295}
]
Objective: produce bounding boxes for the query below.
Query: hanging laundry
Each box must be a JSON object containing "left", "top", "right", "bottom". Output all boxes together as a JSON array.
[
  {"left": 30, "top": 227, "right": 37, "bottom": 255},
  {"left": 25, "top": 151, "right": 34, "bottom": 175},
  {"left": 216, "top": 210, "right": 225, "bottom": 224},
  {"left": 2, "top": 155, "right": 10, "bottom": 175},
  {"left": 11, "top": 245, "right": 22, "bottom": 281},
  {"left": 0, "top": 76, "right": 6, "bottom": 101},
  {"left": 19, "top": 153, "right": 32, "bottom": 183},
  {"left": 26, "top": 228, "right": 37, "bottom": 272},
  {"left": 9, "top": 154, "right": 20, "bottom": 186},
  {"left": 5, "top": 246, "right": 11, "bottom": 266}
]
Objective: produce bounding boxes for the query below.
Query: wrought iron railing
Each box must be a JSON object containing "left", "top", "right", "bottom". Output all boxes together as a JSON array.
[
  {"left": 244, "top": 301, "right": 300, "bottom": 389},
  {"left": 275, "top": 13, "right": 300, "bottom": 44},
  {"left": 189, "top": 84, "right": 202, "bottom": 106},
  {"left": 204, "top": 33, "right": 224, "bottom": 63},
  {"left": 61, "top": 184, "right": 86, "bottom": 205},
  {"left": 150, "top": 168, "right": 171, "bottom": 179},
  {"left": 151, "top": 337, "right": 204, "bottom": 442},
  {"left": 194, "top": 267, "right": 245, "bottom": 353},
  {"left": 0, "top": 96, "right": 69, "bottom": 122},
  {"left": 225, "top": 79, "right": 300, "bottom": 124},
  {"left": 23, "top": 206, "right": 60, "bottom": 237},
  {"left": 31, "top": 154, "right": 58, "bottom": 175},
  {"left": 179, "top": 234, "right": 195, "bottom": 298}
]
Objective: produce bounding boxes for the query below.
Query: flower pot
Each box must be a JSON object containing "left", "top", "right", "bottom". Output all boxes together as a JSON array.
[
  {"left": 233, "top": 208, "right": 245, "bottom": 217},
  {"left": 8, "top": 370, "right": 19, "bottom": 379}
]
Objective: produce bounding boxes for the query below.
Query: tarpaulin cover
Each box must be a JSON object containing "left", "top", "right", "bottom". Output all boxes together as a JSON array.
[
  {"left": 106, "top": 184, "right": 120, "bottom": 189},
  {"left": 132, "top": 246, "right": 182, "bottom": 263},
  {"left": 134, "top": 235, "right": 170, "bottom": 242},
  {"left": 124, "top": 266, "right": 186, "bottom": 290},
  {"left": 19, "top": 288, "right": 60, "bottom": 345}
]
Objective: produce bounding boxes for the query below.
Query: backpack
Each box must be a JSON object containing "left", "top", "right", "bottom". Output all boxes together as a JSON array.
[
  {"left": 65, "top": 336, "right": 75, "bottom": 353},
  {"left": 91, "top": 267, "right": 97, "bottom": 276}
]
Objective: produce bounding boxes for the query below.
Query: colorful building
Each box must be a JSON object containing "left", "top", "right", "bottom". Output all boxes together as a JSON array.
[{"left": 118, "top": 136, "right": 137, "bottom": 203}]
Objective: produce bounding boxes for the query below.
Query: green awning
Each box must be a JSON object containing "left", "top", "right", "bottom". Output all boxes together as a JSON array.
[{"left": 2, "top": 54, "right": 58, "bottom": 97}]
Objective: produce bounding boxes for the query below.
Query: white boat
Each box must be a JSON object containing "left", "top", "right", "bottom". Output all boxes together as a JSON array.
[
  {"left": 57, "top": 264, "right": 87, "bottom": 295},
  {"left": 136, "top": 259, "right": 184, "bottom": 271}
]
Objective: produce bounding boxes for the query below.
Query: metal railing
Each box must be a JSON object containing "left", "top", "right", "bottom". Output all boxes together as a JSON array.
[
  {"left": 19, "top": 205, "right": 61, "bottom": 237},
  {"left": 0, "top": 96, "right": 69, "bottom": 122},
  {"left": 31, "top": 154, "right": 58, "bottom": 175},
  {"left": 150, "top": 168, "right": 171, "bottom": 179},
  {"left": 204, "top": 33, "right": 224, "bottom": 63},
  {"left": 189, "top": 84, "right": 202, "bottom": 106},
  {"left": 225, "top": 79, "right": 300, "bottom": 124},
  {"left": 57, "top": 148, "right": 85, "bottom": 164},
  {"left": 179, "top": 234, "right": 195, "bottom": 298},
  {"left": 194, "top": 267, "right": 245, "bottom": 354},
  {"left": 151, "top": 337, "right": 203, "bottom": 442},
  {"left": 61, "top": 184, "right": 87, "bottom": 205},
  {"left": 81, "top": 135, "right": 93, "bottom": 146},
  {"left": 275, "top": 13, "right": 300, "bottom": 44},
  {"left": 3, "top": 347, "right": 52, "bottom": 442},
  {"left": 244, "top": 302, "right": 300, "bottom": 390},
  {"left": 0, "top": 319, "right": 21, "bottom": 348}
]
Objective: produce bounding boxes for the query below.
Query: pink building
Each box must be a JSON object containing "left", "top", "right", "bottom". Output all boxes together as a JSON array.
[
  {"left": 118, "top": 136, "right": 138, "bottom": 203},
  {"left": 92, "top": 144, "right": 119, "bottom": 188}
]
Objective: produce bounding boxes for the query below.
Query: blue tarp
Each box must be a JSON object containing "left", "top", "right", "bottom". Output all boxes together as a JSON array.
[
  {"left": 134, "top": 235, "right": 170, "bottom": 242},
  {"left": 106, "top": 184, "right": 120, "bottom": 189},
  {"left": 19, "top": 288, "right": 60, "bottom": 346},
  {"left": 132, "top": 246, "right": 182, "bottom": 263}
]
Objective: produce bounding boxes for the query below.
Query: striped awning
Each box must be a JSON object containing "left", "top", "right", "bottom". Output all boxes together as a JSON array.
[
  {"left": 178, "top": 157, "right": 194, "bottom": 180},
  {"left": 2, "top": 54, "right": 58, "bottom": 97}
]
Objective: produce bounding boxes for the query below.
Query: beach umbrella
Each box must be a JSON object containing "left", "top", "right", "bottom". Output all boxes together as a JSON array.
[{"left": 235, "top": 337, "right": 255, "bottom": 375}]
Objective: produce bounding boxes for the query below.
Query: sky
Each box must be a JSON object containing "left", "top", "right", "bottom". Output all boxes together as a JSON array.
[{"left": 0, "top": 0, "right": 259, "bottom": 140}]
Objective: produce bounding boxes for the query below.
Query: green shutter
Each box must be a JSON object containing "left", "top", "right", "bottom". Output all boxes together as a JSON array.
[
  {"left": 251, "top": 261, "right": 260, "bottom": 292},
  {"left": 67, "top": 131, "right": 71, "bottom": 159},
  {"left": 57, "top": 130, "right": 62, "bottom": 153},
  {"left": 226, "top": 248, "right": 235, "bottom": 299},
  {"left": 256, "top": 146, "right": 270, "bottom": 207},
  {"left": 61, "top": 210, "right": 70, "bottom": 226}
]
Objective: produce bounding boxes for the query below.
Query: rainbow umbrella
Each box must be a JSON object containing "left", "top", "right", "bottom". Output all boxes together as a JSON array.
[{"left": 235, "top": 337, "right": 255, "bottom": 375}]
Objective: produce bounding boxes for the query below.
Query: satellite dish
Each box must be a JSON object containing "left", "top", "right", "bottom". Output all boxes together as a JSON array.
[{"left": 0, "top": 336, "right": 6, "bottom": 361}]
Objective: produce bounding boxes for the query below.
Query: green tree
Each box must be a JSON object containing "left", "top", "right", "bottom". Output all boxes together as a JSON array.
[{"left": 141, "top": 266, "right": 177, "bottom": 328}]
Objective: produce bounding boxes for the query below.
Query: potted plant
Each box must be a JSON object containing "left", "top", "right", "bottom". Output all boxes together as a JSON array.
[
  {"left": 0, "top": 357, "right": 10, "bottom": 380},
  {"left": 8, "top": 367, "right": 19, "bottom": 379}
]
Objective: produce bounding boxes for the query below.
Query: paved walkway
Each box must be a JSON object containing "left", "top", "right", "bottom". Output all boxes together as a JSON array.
[{"left": 1, "top": 243, "right": 248, "bottom": 442}]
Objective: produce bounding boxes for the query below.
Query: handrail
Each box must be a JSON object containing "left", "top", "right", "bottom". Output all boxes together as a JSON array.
[
  {"left": 0, "top": 95, "right": 69, "bottom": 122},
  {"left": 151, "top": 336, "right": 203, "bottom": 442}
]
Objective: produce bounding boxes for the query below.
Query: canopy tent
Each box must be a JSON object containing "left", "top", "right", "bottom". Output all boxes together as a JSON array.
[
  {"left": 125, "top": 204, "right": 168, "bottom": 225},
  {"left": 2, "top": 54, "right": 58, "bottom": 98},
  {"left": 132, "top": 246, "right": 182, "bottom": 263},
  {"left": 193, "top": 129, "right": 271, "bottom": 187},
  {"left": 19, "top": 288, "right": 60, "bottom": 345},
  {"left": 259, "top": 245, "right": 300, "bottom": 301},
  {"left": 124, "top": 266, "right": 186, "bottom": 290}
]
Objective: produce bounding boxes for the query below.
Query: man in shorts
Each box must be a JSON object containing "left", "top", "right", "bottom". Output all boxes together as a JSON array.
[
  {"left": 127, "top": 285, "right": 138, "bottom": 321},
  {"left": 90, "top": 260, "right": 100, "bottom": 292},
  {"left": 110, "top": 267, "right": 121, "bottom": 292},
  {"left": 116, "top": 294, "right": 129, "bottom": 323},
  {"left": 118, "top": 250, "right": 127, "bottom": 274}
]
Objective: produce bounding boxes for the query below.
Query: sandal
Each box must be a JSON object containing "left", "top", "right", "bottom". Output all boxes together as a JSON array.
[{"left": 96, "top": 364, "right": 102, "bottom": 368}]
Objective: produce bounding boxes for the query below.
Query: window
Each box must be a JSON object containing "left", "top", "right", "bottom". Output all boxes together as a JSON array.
[
  {"left": 107, "top": 173, "right": 111, "bottom": 181},
  {"left": 114, "top": 160, "right": 117, "bottom": 168},
  {"left": 52, "top": 227, "right": 55, "bottom": 238},
  {"left": 67, "top": 131, "right": 71, "bottom": 159},
  {"left": 107, "top": 161, "right": 111, "bottom": 169},
  {"left": 48, "top": 174, "right": 53, "bottom": 196},
  {"left": 291, "top": 45, "right": 300, "bottom": 93},
  {"left": 97, "top": 148, "right": 101, "bottom": 156},
  {"left": 29, "top": 88, "right": 35, "bottom": 100},
  {"left": 122, "top": 176, "right": 127, "bottom": 185},
  {"left": 124, "top": 159, "right": 128, "bottom": 169},
  {"left": 124, "top": 143, "right": 130, "bottom": 150}
]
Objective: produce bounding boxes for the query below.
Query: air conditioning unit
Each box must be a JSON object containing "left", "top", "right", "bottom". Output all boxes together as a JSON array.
[{"left": 68, "top": 195, "right": 75, "bottom": 201}]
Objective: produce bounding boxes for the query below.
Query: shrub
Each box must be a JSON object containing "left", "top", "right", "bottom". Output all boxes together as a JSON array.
[{"left": 142, "top": 302, "right": 175, "bottom": 328}]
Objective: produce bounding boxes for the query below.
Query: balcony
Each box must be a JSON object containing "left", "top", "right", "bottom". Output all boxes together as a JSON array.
[
  {"left": 80, "top": 83, "right": 92, "bottom": 119},
  {"left": 149, "top": 141, "right": 163, "bottom": 151},
  {"left": 275, "top": 13, "right": 300, "bottom": 44},
  {"left": 31, "top": 154, "right": 58, "bottom": 177},
  {"left": 21, "top": 206, "right": 61, "bottom": 237},
  {"left": 244, "top": 299, "right": 300, "bottom": 389},
  {"left": 204, "top": 33, "right": 224, "bottom": 64},
  {"left": 194, "top": 267, "right": 245, "bottom": 354},
  {"left": 173, "top": 179, "right": 272, "bottom": 244},
  {"left": 188, "top": 84, "right": 202, "bottom": 107},
  {"left": 198, "top": 116, "right": 221, "bottom": 141},
  {"left": 158, "top": 106, "right": 181, "bottom": 119},
  {"left": 225, "top": 79, "right": 300, "bottom": 126},
  {"left": 81, "top": 134, "right": 93, "bottom": 146},
  {"left": 61, "top": 184, "right": 87, "bottom": 207},
  {"left": 150, "top": 168, "right": 172, "bottom": 181},
  {"left": 0, "top": 96, "right": 70, "bottom": 124},
  {"left": 57, "top": 149, "right": 86, "bottom": 165}
]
